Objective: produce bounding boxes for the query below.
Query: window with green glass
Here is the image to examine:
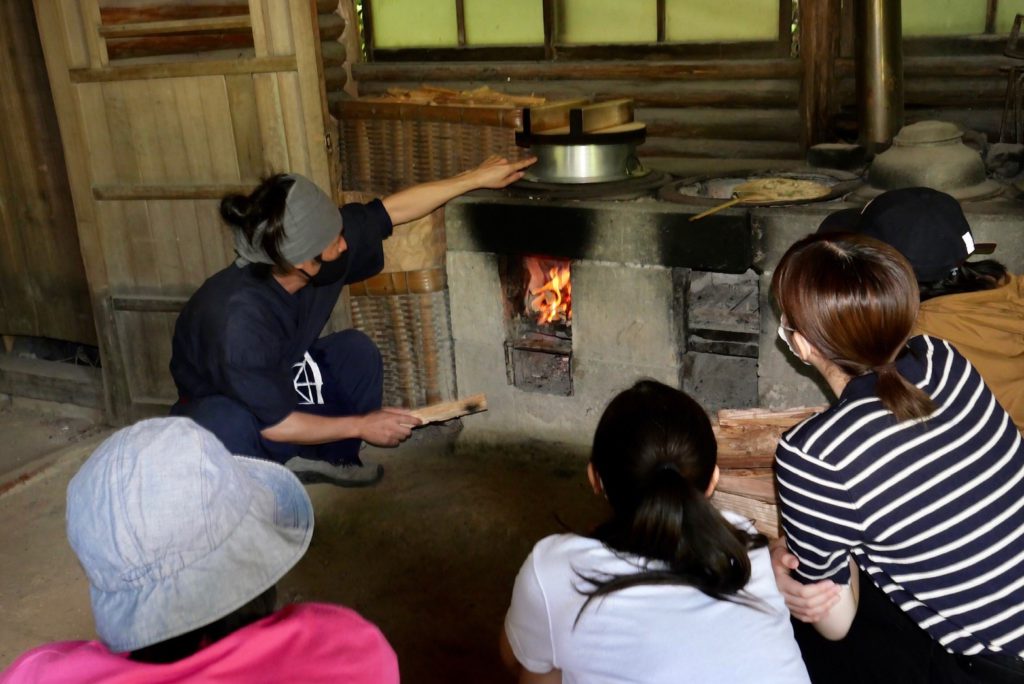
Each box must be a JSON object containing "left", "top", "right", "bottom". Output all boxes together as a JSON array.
[
  {"left": 901, "top": 0, "right": 987, "bottom": 37},
  {"left": 464, "top": 0, "right": 544, "bottom": 45},
  {"left": 556, "top": 0, "right": 657, "bottom": 44},
  {"left": 370, "top": 0, "right": 458, "bottom": 48},
  {"left": 364, "top": 0, "right": 788, "bottom": 55},
  {"left": 666, "top": 0, "right": 779, "bottom": 42},
  {"left": 998, "top": 0, "right": 1024, "bottom": 33}
]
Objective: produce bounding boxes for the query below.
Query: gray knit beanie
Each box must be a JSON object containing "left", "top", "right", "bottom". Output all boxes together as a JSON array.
[{"left": 234, "top": 174, "right": 342, "bottom": 267}]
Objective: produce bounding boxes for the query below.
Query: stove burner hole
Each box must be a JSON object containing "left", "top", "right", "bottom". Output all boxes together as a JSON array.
[{"left": 500, "top": 255, "right": 573, "bottom": 396}]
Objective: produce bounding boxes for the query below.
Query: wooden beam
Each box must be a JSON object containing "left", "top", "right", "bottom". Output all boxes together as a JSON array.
[
  {"left": 98, "top": 15, "right": 251, "bottom": 38},
  {"left": 798, "top": 0, "right": 841, "bottom": 149},
  {"left": 92, "top": 183, "right": 258, "bottom": 200},
  {"left": 357, "top": 78, "right": 800, "bottom": 108},
  {"left": 334, "top": 99, "right": 525, "bottom": 128},
  {"left": 0, "top": 355, "right": 104, "bottom": 410},
  {"left": 657, "top": 0, "right": 666, "bottom": 43},
  {"left": 542, "top": 0, "right": 556, "bottom": 61},
  {"left": 354, "top": 59, "right": 802, "bottom": 82},
  {"left": 69, "top": 55, "right": 296, "bottom": 82},
  {"left": 455, "top": 0, "right": 466, "bottom": 47},
  {"left": 109, "top": 295, "right": 187, "bottom": 313},
  {"left": 779, "top": 0, "right": 794, "bottom": 49},
  {"left": 986, "top": 0, "right": 998, "bottom": 34},
  {"left": 106, "top": 34, "right": 253, "bottom": 60},
  {"left": 98, "top": 1, "right": 337, "bottom": 23},
  {"left": 362, "top": 0, "right": 376, "bottom": 62},
  {"left": 836, "top": 54, "right": 1017, "bottom": 79}
]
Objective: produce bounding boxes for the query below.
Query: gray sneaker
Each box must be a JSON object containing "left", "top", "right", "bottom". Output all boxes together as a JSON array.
[{"left": 283, "top": 456, "right": 384, "bottom": 487}]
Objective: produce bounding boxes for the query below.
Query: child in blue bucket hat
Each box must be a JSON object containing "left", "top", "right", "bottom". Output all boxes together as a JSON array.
[{"left": 0, "top": 417, "right": 398, "bottom": 683}]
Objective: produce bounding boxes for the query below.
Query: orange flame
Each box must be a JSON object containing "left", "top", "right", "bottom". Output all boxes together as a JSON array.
[{"left": 525, "top": 259, "right": 571, "bottom": 325}]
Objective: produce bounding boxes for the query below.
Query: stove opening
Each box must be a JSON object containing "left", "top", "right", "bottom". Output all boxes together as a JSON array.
[{"left": 501, "top": 255, "right": 573, "bottom": 396}]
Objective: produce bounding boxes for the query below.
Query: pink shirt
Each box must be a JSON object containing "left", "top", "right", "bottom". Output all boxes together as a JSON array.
[{"left": 1, "top": 603, "right": 398, "bottom": 684}]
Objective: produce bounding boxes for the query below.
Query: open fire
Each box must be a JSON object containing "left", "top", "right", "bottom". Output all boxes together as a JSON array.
[{"left": 525, "top": 257, "right": 572, "bottom": 326}]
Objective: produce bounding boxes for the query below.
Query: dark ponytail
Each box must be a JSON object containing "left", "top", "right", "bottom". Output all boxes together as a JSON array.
[
  {"left": 575, "top": 381, "right": 767, "bottom": 624},
  {"left": 220, "top": 174, "right": 295, "bottom": 272},
  {"left": 918, "top": 259, "right": 1008, "bottom": 301}
]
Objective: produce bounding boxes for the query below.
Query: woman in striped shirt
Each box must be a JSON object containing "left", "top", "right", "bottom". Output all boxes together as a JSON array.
[{"left": 770, "top": 233, "right": 1024, "bottom": 683}]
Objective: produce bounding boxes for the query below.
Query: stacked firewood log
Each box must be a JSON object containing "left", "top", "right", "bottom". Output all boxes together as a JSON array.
[{"left": 710, "top": 406, "right": 825, "bottom": 538}]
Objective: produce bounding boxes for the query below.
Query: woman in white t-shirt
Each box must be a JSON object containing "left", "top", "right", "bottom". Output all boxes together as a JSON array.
[{"left": 501, "top": 380, "right": 810, "bottom": 684}]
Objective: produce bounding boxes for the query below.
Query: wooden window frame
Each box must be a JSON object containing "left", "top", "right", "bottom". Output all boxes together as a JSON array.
[{"left": 362, "top": 0, "right": 795, "bottom": 62}]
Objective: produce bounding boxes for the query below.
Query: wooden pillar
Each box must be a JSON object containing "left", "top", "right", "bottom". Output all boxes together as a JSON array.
[{"left": 799, "top": 0, "right": 842, "bottom": 150}]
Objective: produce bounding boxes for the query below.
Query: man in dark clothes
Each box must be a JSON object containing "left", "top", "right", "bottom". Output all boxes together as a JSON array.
[{"left": 170, "top": 157, "right": 534, "bottom": 486}]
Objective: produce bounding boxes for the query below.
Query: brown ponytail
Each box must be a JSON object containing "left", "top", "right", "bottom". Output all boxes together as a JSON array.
[
  {"left": 875, "top": 362, "right": 936, "bottom": 422},
  {"left": 772, "top": 232, "right": 936, "bottom": 422}
]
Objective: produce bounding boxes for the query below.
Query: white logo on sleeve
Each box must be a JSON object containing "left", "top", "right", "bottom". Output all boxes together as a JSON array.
[{"left": 293, "top": 352, "right": 325, "bottom": 405}]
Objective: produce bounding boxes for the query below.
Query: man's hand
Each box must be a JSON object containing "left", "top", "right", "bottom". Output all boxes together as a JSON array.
[
  {"left": 358, "top": 408, "right": 422, "bottom": 447},
  {"left": 770, "top": 535, "right": 842, "bottom": 623},
  {"left": 467, "top": 155, "right": 537, "bottom": 189}
]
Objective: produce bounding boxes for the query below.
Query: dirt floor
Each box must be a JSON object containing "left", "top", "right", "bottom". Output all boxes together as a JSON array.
[{"left": 0, "top": 404, "right": 605, "bottom": 682}]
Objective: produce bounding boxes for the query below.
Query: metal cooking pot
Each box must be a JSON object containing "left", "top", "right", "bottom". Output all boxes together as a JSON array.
[{"left": 523, "top": 142, "right": 649, "bottom": 184}]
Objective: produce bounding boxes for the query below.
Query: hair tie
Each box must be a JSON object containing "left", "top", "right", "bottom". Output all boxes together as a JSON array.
[
  {"left": 875, "top": 360, "right": 900, "bottom": 375},
  {"left": 655, "top": 462, "right": 681, "bottom": 475}
]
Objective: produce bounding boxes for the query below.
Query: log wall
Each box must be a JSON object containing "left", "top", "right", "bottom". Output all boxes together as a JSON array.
[
  {"left": 348, "top": 5, "right": 1017, "bottom": 163},
  {"left": 350, "top": 59, "right": 805, "bottom": 162},
  {"left": 836, "top": 47, "right": 1014, "bottom": 142}
]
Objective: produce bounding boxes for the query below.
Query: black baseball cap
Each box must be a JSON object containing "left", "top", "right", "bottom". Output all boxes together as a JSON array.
[{"left": 817, "top": 187, "right": 997, "bottom": 283}]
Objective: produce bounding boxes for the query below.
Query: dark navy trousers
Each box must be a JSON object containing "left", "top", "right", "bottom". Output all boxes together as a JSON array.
[{"left": 172, "top": 330, "right": 383, "bottom": 466}]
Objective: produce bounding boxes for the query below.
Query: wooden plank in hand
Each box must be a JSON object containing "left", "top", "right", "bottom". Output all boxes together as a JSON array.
[{"left": 408, "top": 393, "right": 487, "bottom": 425}]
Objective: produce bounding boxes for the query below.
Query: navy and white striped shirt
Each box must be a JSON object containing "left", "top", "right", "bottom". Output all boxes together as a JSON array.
[{"left": 776, "top": 335, "right": 1024, "bottom": 657}]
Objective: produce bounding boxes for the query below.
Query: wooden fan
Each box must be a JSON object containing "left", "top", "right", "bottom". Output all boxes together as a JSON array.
[{"left": 688, "top": 178, "right": 831, "bottom": 222}]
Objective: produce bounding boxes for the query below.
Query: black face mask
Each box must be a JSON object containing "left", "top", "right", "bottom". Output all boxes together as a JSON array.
[{"left": 305, "top": 252, "right": 349, "bottom": 287}]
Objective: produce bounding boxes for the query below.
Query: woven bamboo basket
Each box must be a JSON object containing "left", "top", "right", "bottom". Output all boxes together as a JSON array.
[
  {"left": 340, "top": 191, "right": 456, "bottom": 408},
  {"left": 348, "top": 268, "right": 456, "bottom": 408},
  {"left": 335, "top": 100, "right": 523, "bottom": 194}
]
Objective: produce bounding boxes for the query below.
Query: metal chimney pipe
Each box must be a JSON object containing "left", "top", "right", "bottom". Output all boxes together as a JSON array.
[{"left": 855, "top": 0, "right": 904, "bottom": 151}]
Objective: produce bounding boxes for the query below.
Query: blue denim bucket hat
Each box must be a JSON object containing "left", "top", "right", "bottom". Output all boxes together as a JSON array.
[{"left": 66, "top": 417, "right": 313, "bottom": 653}]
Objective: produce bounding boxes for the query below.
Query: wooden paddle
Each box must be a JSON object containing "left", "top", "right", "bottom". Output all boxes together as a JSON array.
[{"left": 408, "top": 393, "right": 488, "bottom": 426}]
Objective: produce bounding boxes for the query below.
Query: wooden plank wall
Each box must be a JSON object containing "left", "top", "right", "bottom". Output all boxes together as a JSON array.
[
  {"left": 98, "top": 1, "right": 350, "bottom": 107},
  {"left": 0, "top": 0, "right": 95, "bottom": 345},
  {"left": 36, "top": 0, "right": 337, "bottom": 420},
  {"left": 351, "top": 59, "right": 805, "bottom": 161}
]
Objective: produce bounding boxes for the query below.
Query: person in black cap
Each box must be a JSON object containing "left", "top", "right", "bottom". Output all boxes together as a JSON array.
[
  {"left": 170, "top": 157, "right": 535, "bottom": 487},
  {"left": 818, "top": 187, "right": 1023, "bottom": 434}
]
